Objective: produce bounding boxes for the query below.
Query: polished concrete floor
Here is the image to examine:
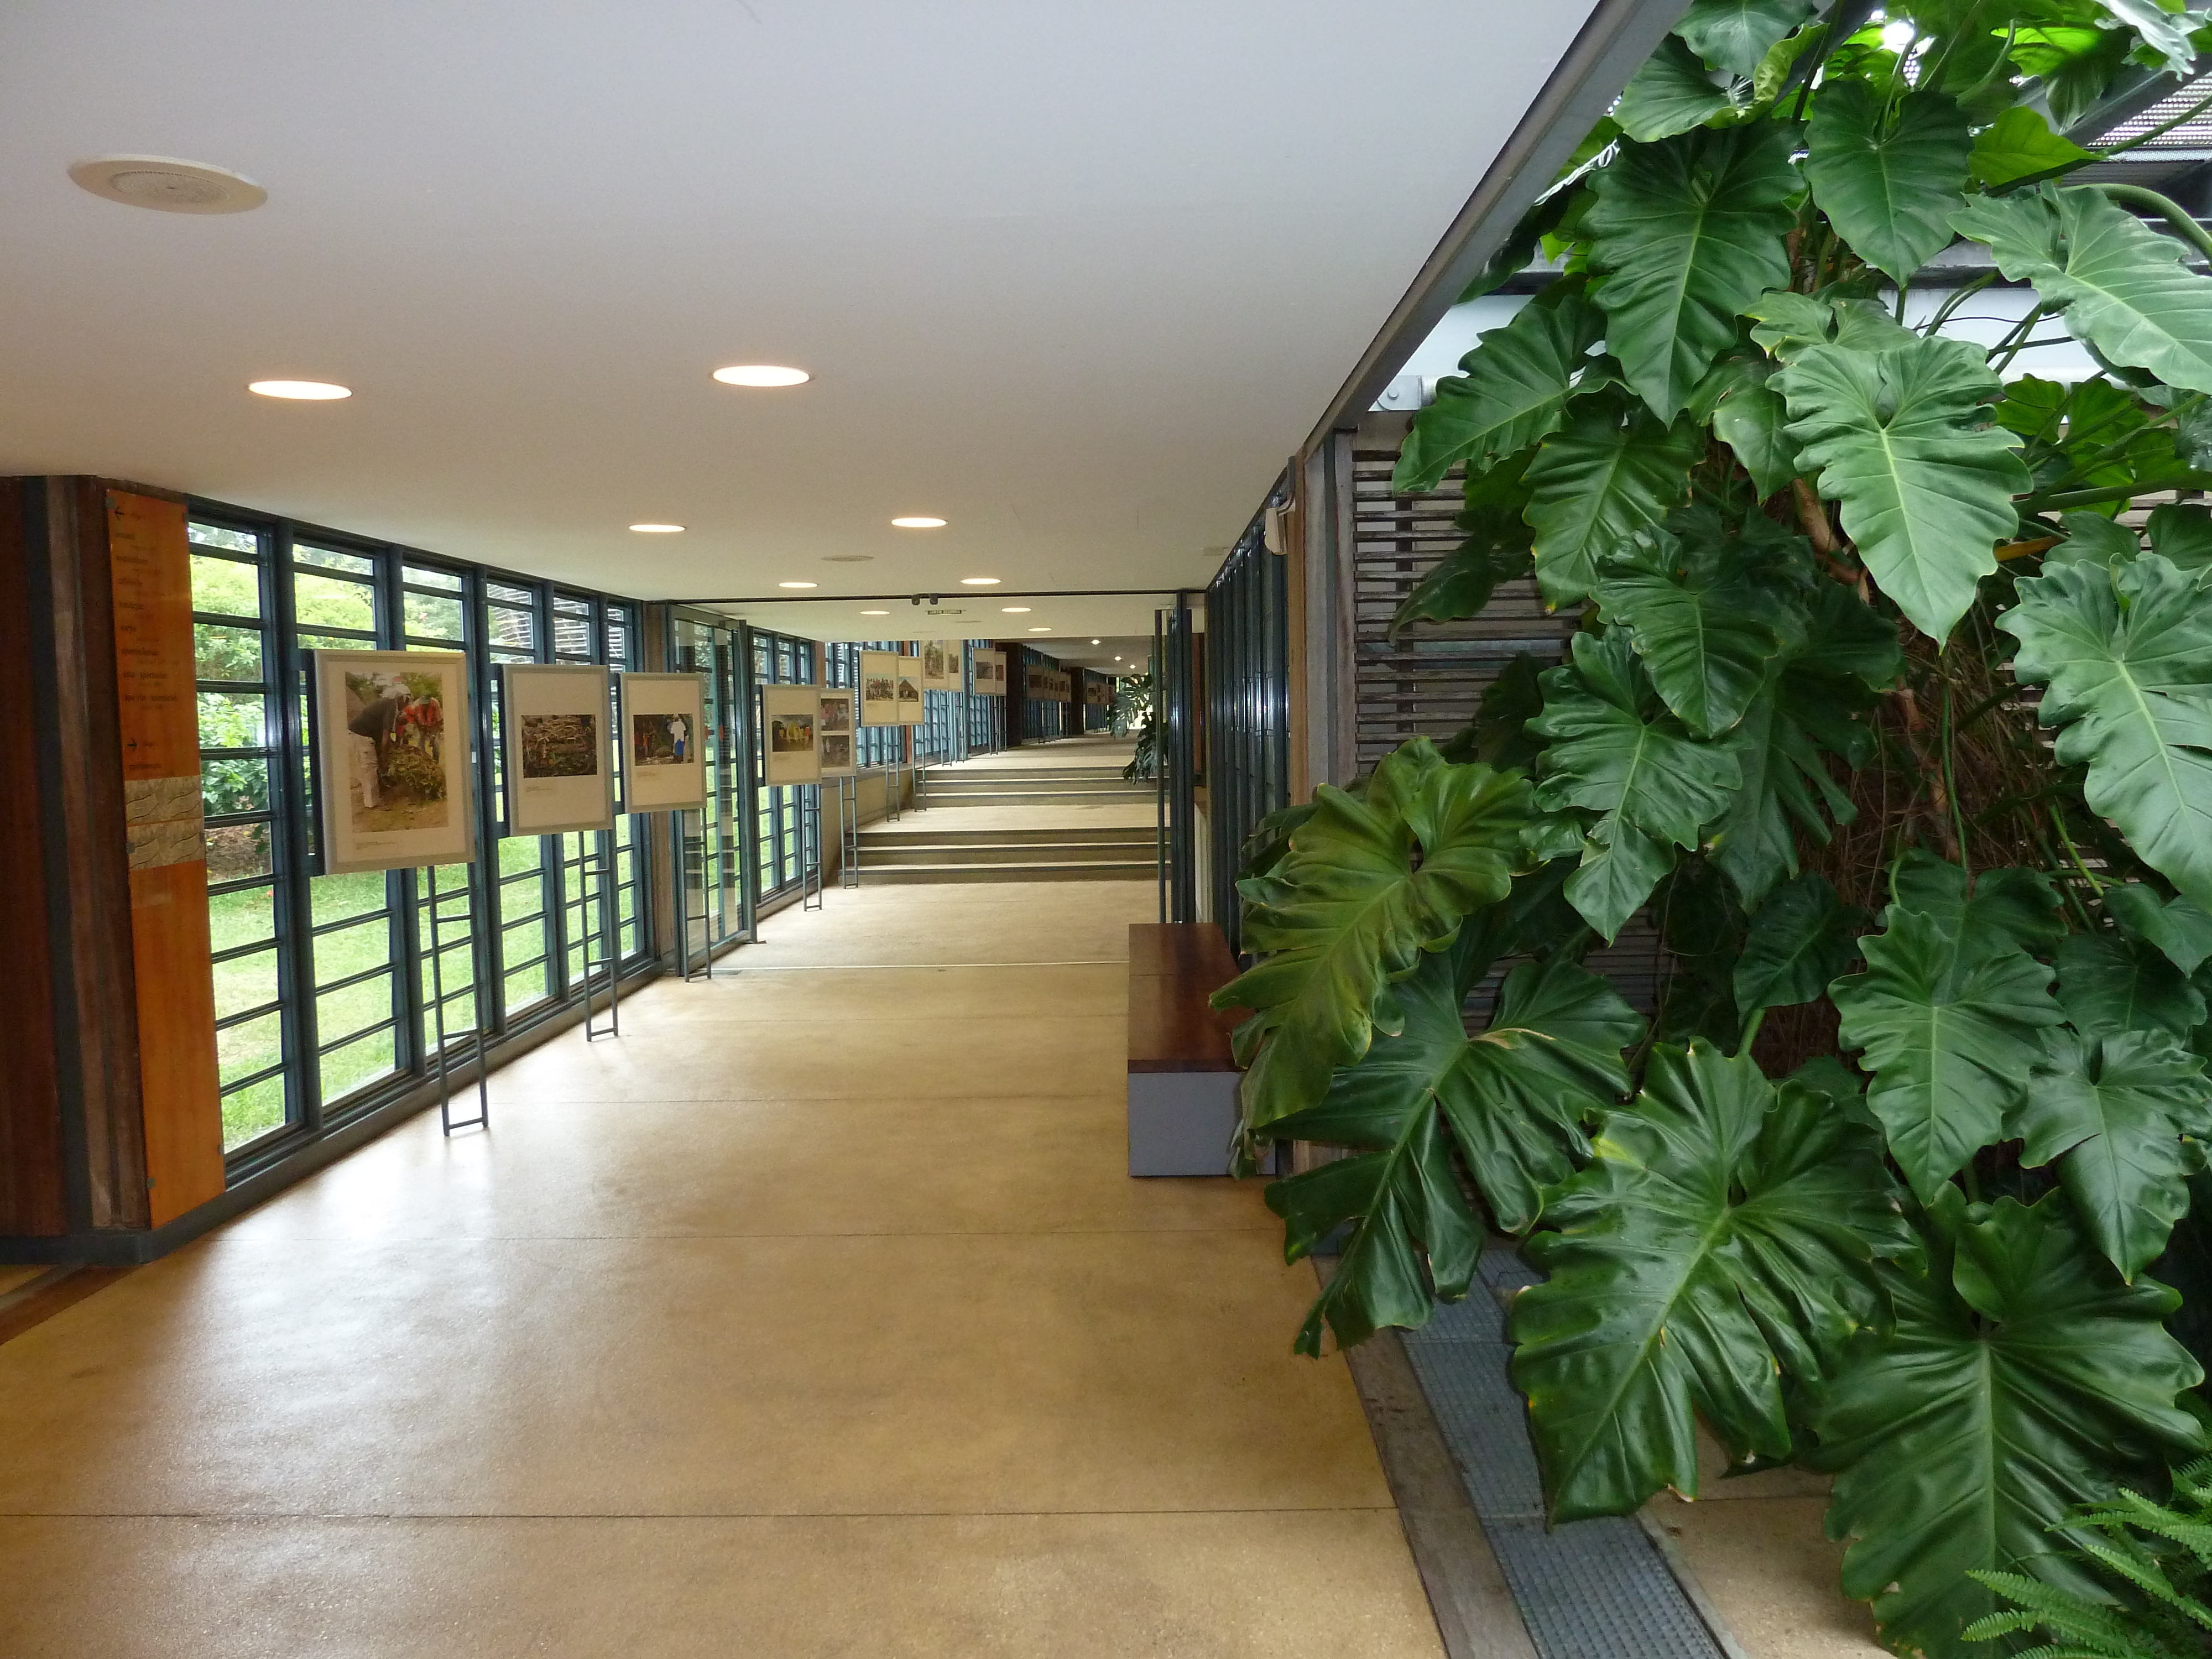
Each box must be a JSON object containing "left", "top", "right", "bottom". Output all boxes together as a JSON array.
[{"left": 0, "top": 863, "right": 1443, "bottom": 1656}]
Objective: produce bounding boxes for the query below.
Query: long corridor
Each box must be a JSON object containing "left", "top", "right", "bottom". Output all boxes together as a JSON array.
[{"left": 0, "top": 857, "right": 1444, "bottom": 1654}]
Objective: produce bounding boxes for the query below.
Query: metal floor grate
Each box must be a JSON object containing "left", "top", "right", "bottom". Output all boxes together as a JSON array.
[{"left": 1399, "top": 1248, "right": 1727, "bottom": 1659}]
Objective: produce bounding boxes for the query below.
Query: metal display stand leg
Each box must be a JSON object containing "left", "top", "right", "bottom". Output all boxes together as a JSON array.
[
  {"left": 678, "top": 807, "right": 712, "bottom": 981},
  {"left": 585, "top": 834, "right": 622, "bottom": 1041},
  {"left": 841, "top": 774, "right": 860, "bottom": 887},
  {"left": 426, "top": 860, "right": 491, "bottom": 1135},
  {"left": 802, "top": 782, "right": 825, "bottom": 910}
]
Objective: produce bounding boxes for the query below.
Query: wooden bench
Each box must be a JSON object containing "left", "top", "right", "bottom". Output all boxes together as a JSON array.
[{"left": 1126, "top": 922, "right": 1249, "bottom": 1176}]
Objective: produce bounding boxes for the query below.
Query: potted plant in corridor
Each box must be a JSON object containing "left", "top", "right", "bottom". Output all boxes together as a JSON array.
[{"left": 1215, "top": 3, "right": 2212, "bottom": 1653}]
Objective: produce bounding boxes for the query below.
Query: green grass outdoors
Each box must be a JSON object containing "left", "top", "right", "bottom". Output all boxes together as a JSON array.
[
  {"left": 190, "top": 544, "right": 639, "bottom": 1151},
  {"left": 209, "top": 837, "right": 636, "bottom": 1150}
]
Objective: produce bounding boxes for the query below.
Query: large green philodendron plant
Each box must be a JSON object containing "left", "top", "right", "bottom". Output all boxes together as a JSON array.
[{"left": 1216, "top": 4, "right": 2212, "bottom": 1653}]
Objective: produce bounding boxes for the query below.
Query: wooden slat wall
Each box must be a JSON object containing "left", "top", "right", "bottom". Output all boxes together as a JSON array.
[
  {"left": 106, "top": 491, "right": 225, "bottom": 1226},
  {"left": 1347, "top": 421, "right": 1668, "bottom": 1018}
]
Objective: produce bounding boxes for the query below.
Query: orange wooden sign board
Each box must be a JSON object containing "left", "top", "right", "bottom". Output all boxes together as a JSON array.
[{"left": 107, "top": 491, "right": 226, "bottom": 1226}]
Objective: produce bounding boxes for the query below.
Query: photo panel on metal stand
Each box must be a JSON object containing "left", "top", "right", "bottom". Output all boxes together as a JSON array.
[
  {"left": 760, "top": 681, "right": 822, "bottom": 786},
  {"left": 500, "top": 662, "right": 615, "bottom": 834},
  {"left": 817, "top": 686, "right": 856, "bottom": 779},
  {"left": 306, "top": 648, "right": 488, "bottom": 1133},
  {"left": 858, "top": 649, "right": 901, "bottom": 728},
  {"left": 619, "top": 670, "right": 711, "bottom": 980},
  {"left": 501, "top": 662, "right": 622, "bottom": 1041},
  {"left": 924, "top": 639, "right": 962, "bottom": 693}
]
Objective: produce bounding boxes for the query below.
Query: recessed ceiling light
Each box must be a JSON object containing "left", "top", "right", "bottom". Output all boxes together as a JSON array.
[
  {"left": 71, "top": 155, "right": 266, "bottom": 213},
  {"left": 860, "top": 608, "right": 890, "bottom": 615},
  {"left": 960, "top": 576, "right": 999, "bottom": 586},
  {"left": 1002, "top": 606, "right": 1031, "bottom": 613},
  {"left": 891, "top": 516, "right": 947, "bottom": 529},
  {"left": 249, "top": 379, "right": 350, "bottom": 400},
  {"left": 713, "top": 364, "right": 810, "bottom": 387},
  {"left": 1091, "top": 638, "right": 1101, "bottom": 644},
  {"left": 629, "top": 523, "right": 684, "bottom": 534},
  {"left": 778, "top": 581, "right": 818, "bottom": 589},
  {"left": 1028, "top": 627, "right": 1051, "bottom": 633}
]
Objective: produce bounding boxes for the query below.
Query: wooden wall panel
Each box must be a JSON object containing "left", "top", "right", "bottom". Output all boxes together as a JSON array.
[
  {"left": 0, "top": 481, "right": 67, "bottom": 1235},
  {"left": 43, "top": 478, "right": 150, "bottom": 1232},
  {"left": 106, "top": 490, "right": 223, "bottom": 1225}
]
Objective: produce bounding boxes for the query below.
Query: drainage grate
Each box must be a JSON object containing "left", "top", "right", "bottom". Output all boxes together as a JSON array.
[{"left": 1399, "top": 1246, "right": 1728, "bottom": 1659}]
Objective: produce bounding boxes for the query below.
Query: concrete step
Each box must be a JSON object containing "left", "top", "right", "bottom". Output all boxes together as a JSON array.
[
  {"left": 938, "top": 774, "right": 1141, "bottom": 787},
  {"left": 862, "top": 858, "right": 1159, "bottom": 884},
  {"left": 922, "top": 788, "right": 1147, "bottom": 806},
  {"left": 856, "top": 839, "right": 1154, "bottom": 865},
  {"left": 920, "top": 779, "right": 1141, "bottom": 787},
  {"left": 858, "top": 825, "right": 1151, "bottom": 847}
]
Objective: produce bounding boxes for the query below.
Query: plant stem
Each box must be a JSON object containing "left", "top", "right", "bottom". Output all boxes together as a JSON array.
[
  {"left": 2021, "top": 475, "right": 2210, "bottom": 512},
  {"left": 1942, "top": 677, "right": 1971, "bottom": 876},
  {"left": 1894, "top": 682, "right": 1962, "bottom": 863},
  {"left": 2055, "top": 810, "right": 2105, "bottom": 900},
  {"left": 1921, "top": 272, "right": 1995, "bottom": 337},
  {"left": 1738, "top": 1006, "right": 1768, "bottom": 1056},
  {"left": 1989, "top": 302, "right": 2049, "bottom": 372},
  {"left": 2096, "top": 183, "right": 2212, "bottom": 265}
]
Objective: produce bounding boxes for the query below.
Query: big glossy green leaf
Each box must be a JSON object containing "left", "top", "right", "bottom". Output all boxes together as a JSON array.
[
  {"left": 1955, "top": 186, "right": 2212, "bottom": 397},
  {"left": 1708, "top": 585, "right": 1892, "bottom": 908},
  {"left": 1886, "top": 851, "right": 2065, "bottom": 957},
  {"left": 1218, "top": 742, "right": 1530, "bottom": 1129},
  {"left": 1522, "top": 400, "right": 1705, "bottom": 605},
  {"left": 1585, "top": 123, "right": 1799, "bottom": 419},
  {"left": 1674, "top": 0, "right": 1815, "bottom": 76},
  {"left": 2000, "top": 554, "right": 2212, "bottom": 913},
  {"left": 1805, "top": 83, "right": 1971, "bottom": 284},
  {"left": 1965, "top": 106, "right": 2094, "bottom": 189},
  {"left": 2102, "top": 0, "right": 2199, "bottom": 75},
  {"left": 1393, "top": 297, "right": 1609, "bottom": 494},
  {"left": 1511, "top": 1042, "right": 1911, "bottom": 1520},
  {"left": 1266, "top": 947, "right": 1644, "bottom": 1354},
  {"left": 1778, "top": 332, "right": 2030, "bottom": 640},
  {"left": 1734, "top": 871, "right": 1859, "bottom": 1015},
  {"left": 2148, "top": 501, "right": 2212, "bottom": 570},
  {"left": 1529, "top": 632, "right": 1744, "bottom": 940},
  {"left": 1809, "top": 1189, "right": 2207, "bottom": 1657},
  {"left": 1614, "top": 35, "right": 1742, "bottom": 143},
  {"left": 2018, "top": 1028, "right": 2212, "bottom": 1281},
  {"left": 2056, "top": 931, "right": 2208, "bottom": 1039},
  {"left": 2106, "top": 882, "right": 2212, "bottom": 975},
  {"left": 1707, "top": 363, "right": 1801, "bottom": 497},
  {"left": 1592, "top": 536, "right": 1787, "bottom": 738},
  {"left": 1829, "top": 879, "right": 2065, "bottom": 1201}
]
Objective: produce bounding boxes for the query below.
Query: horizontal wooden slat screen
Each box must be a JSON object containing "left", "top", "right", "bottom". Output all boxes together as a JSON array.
[{"left": 1348, "top": 426, "right": 1667, "bottom": 1020}]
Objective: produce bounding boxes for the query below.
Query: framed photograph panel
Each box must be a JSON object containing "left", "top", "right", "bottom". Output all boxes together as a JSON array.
[
  {"left": 819, "top": 688, "right": 857, "bottom": 778},
  {"left": 924, "top": 639, "right": 962, "bottom": 692},
  {"left": 311, "top": 649, "right": 475, "bottom": 874},
  {"left": 501, "top": 663, "right": 614, "bottom": 834},
  {"left": 620, "top": 671, "right": 708, "bottom": 810},
  {"left": 973, "top": 648, "right": 1004, "bottom": 691},
  {"left": 761, "top": 682, "right": 822, "bottom": 785},
  {"left": 896, "top": 662, "right": 925, "bottom": 724},
  {"left": 859, "top": 650, "right": 901, "bottom": 727}
]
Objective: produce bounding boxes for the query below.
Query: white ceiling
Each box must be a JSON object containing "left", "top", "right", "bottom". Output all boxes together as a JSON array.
[{"left": 0, "top": 1, "right": 1598, "bottom": 643}]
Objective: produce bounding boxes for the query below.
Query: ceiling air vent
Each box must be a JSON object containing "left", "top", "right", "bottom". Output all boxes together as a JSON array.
[{"left": 69, "top": 156, "right": 267, "bottom": 214}]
